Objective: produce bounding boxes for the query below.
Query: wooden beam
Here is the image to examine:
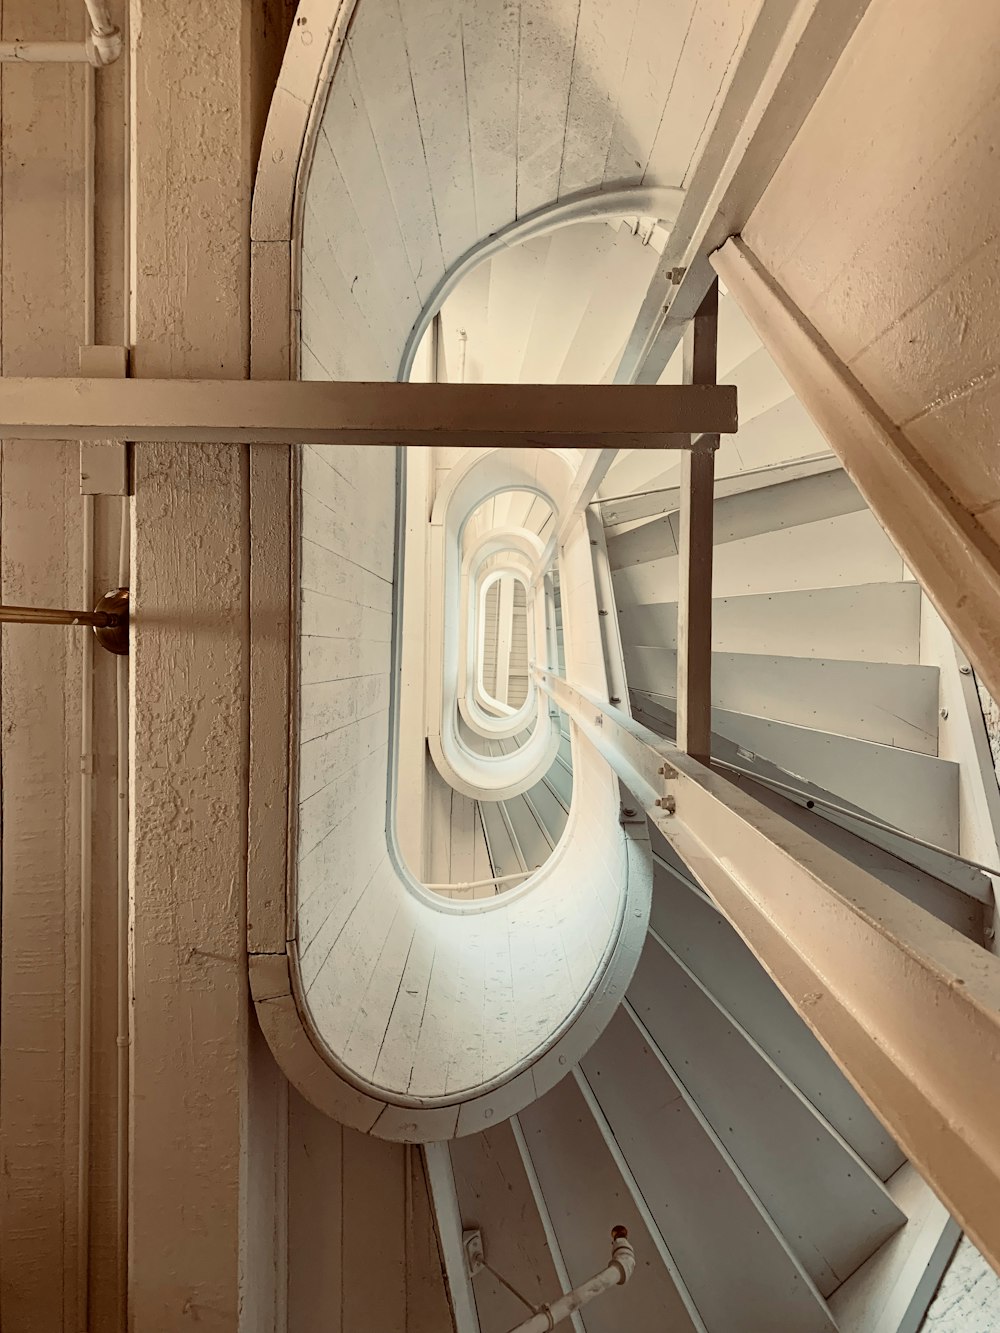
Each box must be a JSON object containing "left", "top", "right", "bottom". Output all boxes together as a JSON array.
[
  {"left": 676, "top": 283, "right": 718, "bottom": 762},
  {"left": 0, "top": 379, "right": 736, "bottom": 448},
  {"left": 711, "top": 235, "right": 1000, "bottom": 712},
  {"left": 536, "top": 668, "right": 1000, "bottom": 1280}
]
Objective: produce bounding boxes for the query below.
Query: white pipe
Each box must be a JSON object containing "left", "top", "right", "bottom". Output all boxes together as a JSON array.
[
  {"left": 0, "top": 2, "right": 121, "bottom": 65},
  {"left": 504, "top": 1230, "right": 635, "bottom": 1333},
  {"left": 424, "top": 869, "right": 532, "bottom": 893}
]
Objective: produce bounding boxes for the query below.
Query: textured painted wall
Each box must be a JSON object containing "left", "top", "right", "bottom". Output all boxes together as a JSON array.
[
  {"left": 922, "top": 1237, "right": 1000, "bottom": 1330},
  {"left": 745, "top": 0, "right": 1000, "bottom": 548}
]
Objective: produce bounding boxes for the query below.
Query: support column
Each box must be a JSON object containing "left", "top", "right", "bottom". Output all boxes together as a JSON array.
[
  {"left": 127, "top": 3, "right": 287, "bottom": 1326},
  {"left": 676, "top": 281, "right": 718, "bottom": 762}
]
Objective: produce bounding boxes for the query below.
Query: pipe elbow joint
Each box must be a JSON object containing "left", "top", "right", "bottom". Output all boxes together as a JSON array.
[{"left": 88, "top": 26, "right": 122, "bottom": 65}]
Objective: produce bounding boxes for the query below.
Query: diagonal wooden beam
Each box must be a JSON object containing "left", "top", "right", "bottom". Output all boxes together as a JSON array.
[{"left": 0, "top": 378, "right": 736, "bottom": 448}]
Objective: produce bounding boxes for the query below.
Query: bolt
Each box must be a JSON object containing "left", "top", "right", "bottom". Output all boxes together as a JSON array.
[
  {"left": 960, "top": 665, "right": 973, "bottom": 675},
  {"left": 940, "top": 708, "right": 949, "bottom": 720},
  {"left": 610, "top": 695, "right": 621, "bottom": 704},
  {"left": 656, "top": 795, "right": 676, "bottom": 814},
  {"left": 598, "top": 609, "right": 609, "bottom": 616},
  {"left": 621, "top": 807, "right": 636, "bottom": 818},
  {"left": 667, "top": 265, "right": 686, "bottom": 285}
]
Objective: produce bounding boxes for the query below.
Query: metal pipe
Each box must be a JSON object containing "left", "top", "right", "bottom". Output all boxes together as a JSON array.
[
  {"left": 0, "top": 602, "right": 121, "bottom": 627},
  {"left": 423, "top": 869, "right": 532, "bottom": 893},
  {"left": 504, "top": 1229, "right": 635, "bottom": 1333},
  {"left": 0, "top": 2, "right": 121, "bottom": 65},
  {"left": 77, "top": 496, "right": 96, "bottom": 1333},
  {"left": 114, "top": 501, "right": 129, "bottom": 1330}
]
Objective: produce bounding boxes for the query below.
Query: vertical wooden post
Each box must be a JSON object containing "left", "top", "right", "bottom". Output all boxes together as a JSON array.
[{"left": 676, "top": 280, "right": 719, "bottom": 762}]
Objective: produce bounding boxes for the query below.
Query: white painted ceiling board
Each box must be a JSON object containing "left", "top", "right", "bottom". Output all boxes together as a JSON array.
[
  {"left": 306, "top": 131, "right": 413, "bottom": 355},
  {"left": 643, "top": 0, "right": 761, "bottom": 189},
  {"left": 322, "top": 55, "right": 423, "bottom": 321},
  {"left": 395, "top": 0, "right": 480, "bottom": 264},
  {"left": 516, "top": 0, "right": 582, "bottom": 217},
  {"left": 612, "top": 509, "right": 908, "bottom": 603},
  {"left": 557, "top": 0, "right": 641, "bottom": 198},
  {"left": 556, "top": 227, "right": 659, "bottom": 383},
  {"left": 463, "top": 0, "right": 521, "bottom": 239},
  {"left": 602, "top": 0, "right": 696, "bottom": 185},
  {"left": 517, "top": 222, "right": 618, "bottom": 383},
  {"left": 648, "top": 857, "right": 906, "bottom": 1181},
  {"left": 345, "top": 0, "right": 447, "bottom": 300},
  {"left": 450, "top": 1125, "right": 564, "bottom": 1333},
  {"left": 483, "top": 237, "right": 552, "bottom": 383},
  {"left": 703, "top": 706, "right": 960, "bottom": 852}
]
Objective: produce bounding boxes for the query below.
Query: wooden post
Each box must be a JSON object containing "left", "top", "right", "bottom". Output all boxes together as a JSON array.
[{"left": 676, "top": 280, "right": 719, "bottom": 762}]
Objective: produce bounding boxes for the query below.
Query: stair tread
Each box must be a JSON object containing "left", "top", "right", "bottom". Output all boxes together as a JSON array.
[
  {"left": 518, "top": 1074, "right": 703, "bottom": 1333},
  {"left": 626, "top": 649, "right": 939, "bottom": 755},
  {"left": 580, "top": 1008, "right": 838, "bottom": 1333},
  {"left": 617, "top": 582, "right": 922, "bottom": 664},
  {"left": 648, "top": 854, "right": 906, "bottom": 1181},
  {"left": 633, "top": 689, "right": 960, "bottom": 851},
  {"left": 629, "top": 932, "right": 906, "bottom": 1294},
  {"left": 613, "top": 509, "right": 907, "bottom": 605}
]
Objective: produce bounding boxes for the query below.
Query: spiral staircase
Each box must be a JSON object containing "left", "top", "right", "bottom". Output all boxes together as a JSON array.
[{"left": 249, "top": 1, "right": 1000, "bottom": 1326}]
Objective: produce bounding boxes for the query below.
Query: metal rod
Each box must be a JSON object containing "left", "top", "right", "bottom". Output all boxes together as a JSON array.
[{"left": 0, "top": 603, "right": 120, "bottom": 627}]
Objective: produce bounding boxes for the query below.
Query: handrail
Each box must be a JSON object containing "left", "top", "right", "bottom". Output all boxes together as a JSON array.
[{"left": 714, "top": 756, "right": 1000, "bottom": 885}]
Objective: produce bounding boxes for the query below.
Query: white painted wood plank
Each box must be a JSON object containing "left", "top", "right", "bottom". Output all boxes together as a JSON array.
[
  {"left": 558, "top": 0, "right": 640, "bottom": 197},
  {"left": 704, "top": 705, "right": 959, "bottom": 851},
  {"left": 305, "top": 131, "right": 412, "bottom": 354},
  {"left": 373, "top": 926, "right": 437, "bottom": 1092},
  {"left": 644, "top": 0, "right": 759, "bottom": 189},
  {"left": 516, "top": 0, "right": 581, "bottom": 216},
  {"left": 396, "top": 0, "right": 479, "bottom": 264},
  {"left": 346, "top": 0, "right": 447, "bottom": 304},
  {"left": 516, "top": 223, "right": 615, "bottom": 382},
  {"left": 463, "top": 0, "right": 521, "bottom": 238},
  {"left": 603, "top": 0, "right": 696, "bottom": 185},
  {"left": 556, "top": 227, "right": 659, "bottom": 383},
  {"left": 483, "top": 237, "right": 551, "bottom": 383},
  {"left": 322, "top": 54, "right": 422, "bottom": 324}
]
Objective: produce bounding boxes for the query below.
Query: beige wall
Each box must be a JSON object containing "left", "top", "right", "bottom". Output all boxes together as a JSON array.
[
  {"left": 744, "top": 0, "right": 1000, "bottom": 549},
  {"left": 0, "top": 0, "right": 452, "bottom": 1327},
  {"left": 0, "top": 0, "right": 127, "bottom": 1326}
]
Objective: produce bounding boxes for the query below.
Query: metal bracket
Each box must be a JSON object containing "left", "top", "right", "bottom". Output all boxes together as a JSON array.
[{"left": 463, "top": 1229, "right": 486, "bottom": 1278}]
